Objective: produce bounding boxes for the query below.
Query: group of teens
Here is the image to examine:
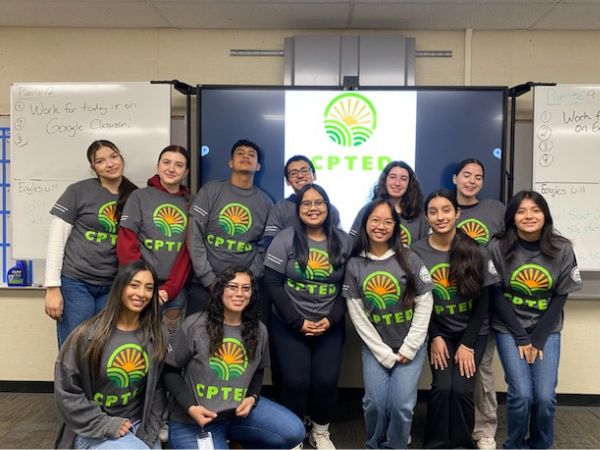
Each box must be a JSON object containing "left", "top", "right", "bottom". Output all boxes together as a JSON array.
[{"left": 46, "top": 138, "right": 581, "bottom": 450}]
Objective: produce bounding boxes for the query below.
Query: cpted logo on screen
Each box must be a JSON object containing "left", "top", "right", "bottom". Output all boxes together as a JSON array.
[
  {"left": 106, "top": 343, "right": 149, "bottom": 388},
  {"left": 430, "top": 263, "right": 458, "bottom": 300},
  {"left": 324, "top": 93, "right": 377, "bottom": 147},
  {"left": 362, "top": 271, "right": 400, "bottom": 310},
  {"left": 209, "top": 338, "right": 249, "bottom": 381},
  {"left": 510, "top": 264, "right": 553, "bottom": 296},
  {"left": 294, "top": 248, "right": 333, "bottom": 280},
  {"left": 219, "top": 203, "right": 252, "bottom": 236},
  {"left": 98, "top": 201, "right": 118, "bottom": 233},
  {"left": 458, "top": 218, "right": 490, "bottom": 245},
  {"left": 153, "top": 204, "right": 187, "bottom": 237}
]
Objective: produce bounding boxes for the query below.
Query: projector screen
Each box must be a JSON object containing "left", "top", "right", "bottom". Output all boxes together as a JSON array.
[{"left": 198, "top": 87, "right": 506, "bottom": 231}]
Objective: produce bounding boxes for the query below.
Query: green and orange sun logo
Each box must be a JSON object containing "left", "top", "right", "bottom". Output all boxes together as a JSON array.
[
  {"left": 430, "top": 263, "right": 458, "bottom": 300},
  {"left": 106, "top": 343, "right": 149, "bottom": 388},
  {"left": 400, "top": 224, "right": 411, "bottom": 246},
  {"left": 294, "top": 248, "right": 334, "bottom": 280},
  {"left": 153, "top": 204, "right": 187, "bottom": 237},
  {"left": 218, "top": 203, "right": 252, "bottom": 236},
  {"left": 323, "top": 93, "right": 377, "bottom": 147},
  {"left": 98, "top": 201, "right": 118, "bottom": 234},
  {"left": 458, "top": 218, "right": 490, "bottom": 245},
  {"left": 209, "top": 338, "right": 248, "bottom": 381},
  {"left": 510, "top": 264, "right": 553, "bottom": 296},
  {"left": 362, "top": 271, "right": 400, "bottom": 310}
]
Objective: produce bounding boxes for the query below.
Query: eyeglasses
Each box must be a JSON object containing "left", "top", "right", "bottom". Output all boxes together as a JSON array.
[
  {"left": 287, "top": 167, "right": 312, "bottom": 179},
  {"left": 368, "top": 217, "right": 396, "bottom": 228},
  {"left": 225, "top": 283, "right": 252, "bottom": 293},
  {"left": 300, "top": 199, "right": 327, "bottom": 210}
]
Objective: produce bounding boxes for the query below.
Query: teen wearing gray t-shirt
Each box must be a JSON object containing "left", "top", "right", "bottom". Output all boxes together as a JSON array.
[
  {"left": 163, "top": 267, "right": 304, "bottom": 450},
  {"left": 187, "top": 140, "right": 273, "bottom": 316},
  {"left": 44, "top": 140, "right": 137, "bottom": 347},
  {"left": 488, "top": 191, "right": 581, "bottom": 450},
  {"left": 343, "top": 198, "right": 433, "bottom": 450},
  {"left": 412, "top": 189, "right": 499, "bottom": 449}
]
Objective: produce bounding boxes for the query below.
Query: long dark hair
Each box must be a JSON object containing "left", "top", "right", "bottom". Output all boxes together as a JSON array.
[
  {"left": 425, "top": 189, "right": 485, "bottom": 298},
  {"left": 86, "top": 140, "right": 137, "bottom": 222},
  {"left": 372, "top": 161, "right": 423, "bottom": 220},
  {"left": 497, "top": 190, "right": 566, "bottom": 262},
  {"left": 207, "top": 267, "right": 260, "bottom": 361},
  {"left": 293, "top": 184, "right": 346, "bottom": 272},
  {"left": 351, "top": 197, "right": 417, "bottom": 308},
  {"left": 71, "top": 261, "right": 165, "bottom": 378}
]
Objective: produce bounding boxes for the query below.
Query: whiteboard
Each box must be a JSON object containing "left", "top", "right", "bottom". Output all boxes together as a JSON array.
[
  {"left": 10, "top": 82, "right": 171, "bottom": 259},
  {"left": 533, "top": 85, "right": 600, "bottom": 271}
]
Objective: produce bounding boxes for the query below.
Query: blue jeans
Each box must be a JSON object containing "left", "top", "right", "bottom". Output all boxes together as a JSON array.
[
  {"left": 496, "top": 332, "right": 560, "bottom": 449},
  {"left": 58, "top": 275, "right": 111, "bottom": 347},
  {"left": 74, "top": 420, "right": 160, "bottom": 449},
  {"left": 361, "top": 343, "right": 427, "bottom": 449},
  {"left": 168, "top": 397, "right": 305, "bottom": 450}
]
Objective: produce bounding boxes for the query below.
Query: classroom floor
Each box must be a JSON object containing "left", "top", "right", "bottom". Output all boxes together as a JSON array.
[{"left": 1, "top": 391, "right": 600, "bottom": 449}]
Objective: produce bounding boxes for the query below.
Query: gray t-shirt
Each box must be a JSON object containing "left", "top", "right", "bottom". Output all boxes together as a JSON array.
[
  {"left": 166, "top": 313, "right": 269, "bottom": 422},
  {"left": 189, "top": 180, "right": 273, "bottom": 286},
  {"left": 92, "top": 328, "right": 149, "bottom": 420},
  {"left": 457, "top": 198, "right": 505, "bottom": 246},
  {"left": 349, "top": 204, "right": 429, "bottom": 247},
  {"left": 488, "top": 238, "right": 582, "bottom": 334},
  {"left": 343, "top": 250, "right": 433, "bottom": 349},
  {"left": 50, "top": 178, "right": 120, "bottom": 284},
  {"left": 264, "top": 227, "right": 351, "bottom": 321},
  {"left": 119, "top": 186, "right": 188, "bottom": 281},
  {"left": 412, "top": 237, "right": 500, "bottom": 337},
  {"left": 264, "top": 195, "right": 342, "bottom": 240}
]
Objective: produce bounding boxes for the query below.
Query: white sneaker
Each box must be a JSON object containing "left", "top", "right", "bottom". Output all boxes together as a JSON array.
[
  {"left": 159, "top": 423, "right": 169, "bottom": 443},
  {"left": 309, "top": 426, "right": 336, "bottom": 449},
  {"left": 477, "top": 437, "right": 496, "bottom": 449}
]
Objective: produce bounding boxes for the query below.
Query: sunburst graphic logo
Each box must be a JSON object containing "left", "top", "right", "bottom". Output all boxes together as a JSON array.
[
  {"left": 362, "top": 271, "right": 401, "bottom": 310},
  {"left": 400, "top": 224, "right": 411, "bottom": 246},
  {"left": 106, "top": 343, "right": 149, "bottom": 388},
  {"left": 323, "top": 93, "right": 377, "bottom": 147},
  {"left": 218, "top": 203, "right": 252, "bottom": 236},
  {"left": 153, "top": 204, "right": 187, "bottom": 237},
  {"left": 510, "top": 264, "right": 553, "bottom": 296},
  {"left": 294, "top": 248, "right": 333, "bottom": 280},
  {"left": 430, "top": 263, "right": 458, "bottom": 300},
  {"left": 209, "top": 338, "right": 248, "bottom": 381},
  {"left": 98, "top": 201, "right": 118, "bottom": 233},
  {"left": 458, "top": 218, "right": 490, "bottom": 245}
]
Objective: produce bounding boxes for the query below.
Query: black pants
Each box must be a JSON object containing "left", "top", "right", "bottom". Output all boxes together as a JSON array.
[
  {"left": 424, "top": 334, "right": 487, "bottom": 449},
  {"left": 270, "top": 313, "right": 345, "bottom": 425}
]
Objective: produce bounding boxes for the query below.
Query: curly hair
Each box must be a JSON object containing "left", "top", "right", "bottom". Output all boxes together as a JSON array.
[
  {"left": 207, "top": 267, "right": 261, "bottom": 361},
  {"left": 372, "top": 161, "right": 423, "bottom": 220}
]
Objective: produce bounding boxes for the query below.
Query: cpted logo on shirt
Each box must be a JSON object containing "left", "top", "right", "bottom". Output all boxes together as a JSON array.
[
  {"left": 106, "top": 343, "right": 149, "bottom": 388},
  {"left": 324, "top": 93, "right": 377, "bottom": 147},
  {"left": 209, "top": 338, "right": 249, "bottom": 381},
  {"left": 430, "top": 263, "right": 458, "bottom": 300},
  {"left": 219, "top": 203, "right": 252, "bottom": 236},
  {"left": 458, "top": 218, "right": 490, "bottom": 245},
  {"left": 153, "top": 204, "right": 187, "bottom": 237},
  {"left": 98, "top": 201, "right": 118, "bottom": 233},
  {"left": 294, "top": 248, "right": 333, "bottom": 280},
  {"left": 362, "top": 271, "right": 400, "bottom": 310},
  {"left": 510, "top": 264, "right": 553, "bottom": 296}
]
